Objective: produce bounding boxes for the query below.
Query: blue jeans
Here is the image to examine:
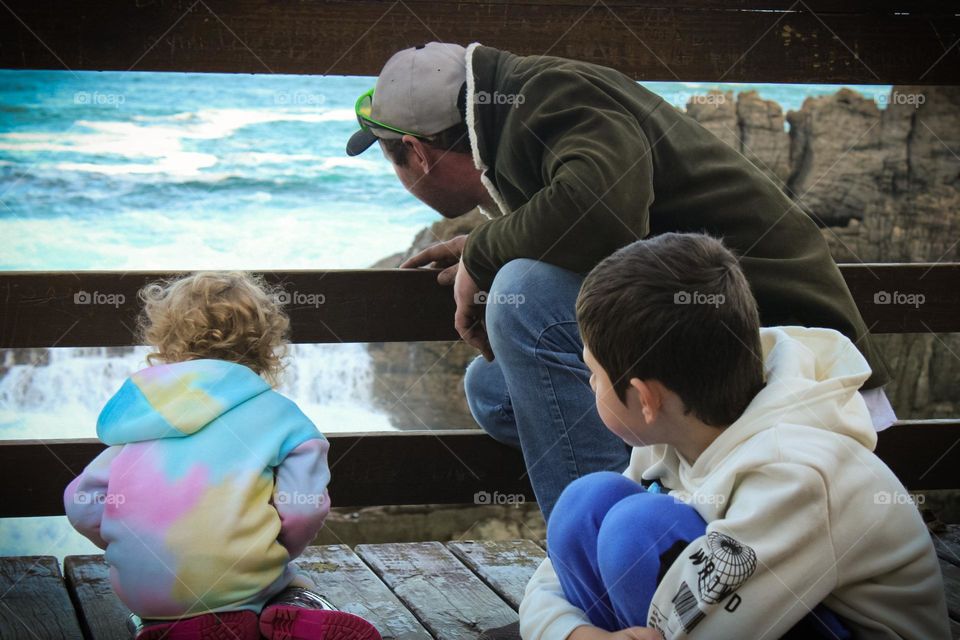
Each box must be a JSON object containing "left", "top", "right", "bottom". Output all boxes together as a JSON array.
[
  {"left": 464, "top": 259, "right": 631, "bottom": 522},
  {"left": 548, "top": 472, "right": 850, "bottom": 637}
]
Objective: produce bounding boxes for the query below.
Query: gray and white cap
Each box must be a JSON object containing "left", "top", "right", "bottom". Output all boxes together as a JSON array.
[{"left": 346, "top": 42, "right": 467, "bottom": 156}]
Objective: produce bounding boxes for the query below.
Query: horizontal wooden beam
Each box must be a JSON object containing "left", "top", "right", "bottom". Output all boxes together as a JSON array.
[
  {"left": 834, "top": 263, "right": 960, "bottom": 334},
  {"left": 0, "top": 269, "right": 460, "bottom": 348},
  {"left": 1, "top": 421, "right": 956, "bottom": 517},
  {"left": 1, "top": 1, "right": 957, "bottom": 83},
  {"left": 1, "top": 264, "right": 957, "bottom": 349},
  {"left": 0, "top": 431, "right": 535, "bottom": 517}
]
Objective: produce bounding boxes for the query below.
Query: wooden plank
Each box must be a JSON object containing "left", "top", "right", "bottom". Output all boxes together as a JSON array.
[
  {"left": 872, "top": 420, "right": 960, "bottom": 493},
  {"left": 933, "top": 525, "right": 960, "bottom": 630},
  {"left": 932, "top": 524, "right": 960, "bottom": 569},
  {"left": 2, "top": 420, "right": 959, "bottom": 517},
  {"left": 355, "top": 542, "right": 517, "bottom": 640},
  {"left": 0, "top": 1, "right": 957, "bottom": 83},
  {"left": 940, "top": 557, "right": 960, "bottom": 628},
  {"left": 837, "top": 263, "right": 960, "bottom": 334},
  {"left": 63, "top": 549, "right": 433, "bottom": 640},
  {"left": 0, "top": 431, "right": 535, "bottom": 517},
  {"left": 63, "top": 555, "right": 131, "bottom": 640},
  {"left": 0, "top": 270, "right": 458, "bottom": 349},
  {"left": 1, "top": 264, "right": 958, "bottom": 349},
  {"left": 0, "top": 556, "right": 84, "bottom": 639},
  {"left": 294, "top": 545, "right": 431, "bottom": 640},
  {"left": 446, "top": 540, "right": 546, "bottom": 610}
]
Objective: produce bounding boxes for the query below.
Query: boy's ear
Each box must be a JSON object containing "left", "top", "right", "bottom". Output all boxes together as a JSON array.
[{"left": 629, "top": 378, "right": 660, "bottom": 423}]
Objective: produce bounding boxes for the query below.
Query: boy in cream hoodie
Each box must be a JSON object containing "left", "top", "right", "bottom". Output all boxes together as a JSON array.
[{"left": 519, "top": 233, "right": 949, "bottom": 640}]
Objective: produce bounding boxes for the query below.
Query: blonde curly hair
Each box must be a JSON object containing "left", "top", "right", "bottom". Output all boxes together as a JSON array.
[{"left": 137, "top": 271, "right": 290, "bottom": 387}]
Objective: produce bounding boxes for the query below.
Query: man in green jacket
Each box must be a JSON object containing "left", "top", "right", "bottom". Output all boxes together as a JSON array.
[{"left": 346, "top": 42, "right": 895, "bottom": 523}]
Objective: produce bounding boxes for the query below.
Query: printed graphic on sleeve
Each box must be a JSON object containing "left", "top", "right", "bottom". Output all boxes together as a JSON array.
[
  {"left": 672, "top": 581, "right": 706, "bottom": 632},
  {"left": 693, "top": 532, "right": 758, "bottom": 604},
  {"left": 649, "top": 533, "right": 759, "bottom": 638}
]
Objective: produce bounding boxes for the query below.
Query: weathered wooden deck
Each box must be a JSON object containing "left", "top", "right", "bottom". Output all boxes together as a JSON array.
[
  {"left": 2, "top": 531, "right": 959, "bottom": 639},
  {"left": 0, "top": 540, "right": 547, "bottom": 640}
]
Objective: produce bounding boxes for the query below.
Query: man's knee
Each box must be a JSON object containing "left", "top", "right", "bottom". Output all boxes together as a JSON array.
[
  {"left": 484, "top": 259, "right": 538, "bottom": 343},
  {"left": 464, "top": 356, "right": 518, "bottom": 447},
  {"left": 485, "top": 259, "right": 575, "bottom": 349}
]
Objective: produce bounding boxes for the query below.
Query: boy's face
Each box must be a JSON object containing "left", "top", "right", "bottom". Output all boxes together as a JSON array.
[{"left": 583, "top": 344, "right": 653, "bottom": 447}]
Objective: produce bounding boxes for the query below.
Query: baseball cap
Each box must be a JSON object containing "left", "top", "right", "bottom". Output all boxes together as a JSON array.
[{"left": 346, "top": 42, "right": 467, "bottom": 156}]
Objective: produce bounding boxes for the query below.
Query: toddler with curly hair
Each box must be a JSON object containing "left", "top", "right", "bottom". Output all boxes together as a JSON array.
[{"left": 64, "top": 271, "right": 381, "bottom": 640}]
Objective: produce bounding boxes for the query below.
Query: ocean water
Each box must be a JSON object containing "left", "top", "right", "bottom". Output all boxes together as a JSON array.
[
  {"left": 0, "top": 71, "right": 892, "bottom": 274},
  {"left": 0, "top": 70, "right": 892, "bottom": 557}
]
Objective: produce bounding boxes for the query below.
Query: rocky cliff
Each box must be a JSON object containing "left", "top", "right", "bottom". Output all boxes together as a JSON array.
[{"left": 369, "top": 86, "right": 960, "bottom": 429}]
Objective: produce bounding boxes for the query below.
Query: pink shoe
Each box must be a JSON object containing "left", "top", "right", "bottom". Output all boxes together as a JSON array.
[
  {"left": 259, "top": 587, "right": 381, "bottom": 640},
  {"left": 131, "top": 610, "right": 260, "bottom": 640}
]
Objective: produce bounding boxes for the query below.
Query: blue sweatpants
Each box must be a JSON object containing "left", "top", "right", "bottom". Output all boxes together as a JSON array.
[{"left": 547, "top": 472, "right": 850, "bottom": 637}]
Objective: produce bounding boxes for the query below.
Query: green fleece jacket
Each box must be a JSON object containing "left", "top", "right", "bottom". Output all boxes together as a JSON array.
[{"left": 461, "top": 43, "right": 890, "bottom": 389}]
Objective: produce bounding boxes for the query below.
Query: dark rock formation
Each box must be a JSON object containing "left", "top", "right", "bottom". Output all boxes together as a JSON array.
[{"left": 368, "top": 210, "right": 488, "bottom": 429}]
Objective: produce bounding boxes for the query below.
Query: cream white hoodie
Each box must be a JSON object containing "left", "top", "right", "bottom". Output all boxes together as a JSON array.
[{"left": 519, "top": 327, "right": 949, "bottom": 640}]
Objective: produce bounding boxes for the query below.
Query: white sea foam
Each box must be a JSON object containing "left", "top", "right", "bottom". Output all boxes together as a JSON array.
[
  {"left": 0, "top": 343, "right": 395, "bottom": 440},
  {"left": 0, "top": 107, "right": 357, "bottom": 178},
  {"left": 104, "top": 107, "right": 354, "bottom": 142},
  {"left": 54, "top": 151, "right": 218, "bottom": 177},
  {"left": 0, "top": 204, "right": 425, "bottom": 271}
]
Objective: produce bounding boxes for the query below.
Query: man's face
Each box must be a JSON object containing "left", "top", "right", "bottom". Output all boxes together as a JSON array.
[
  {"left": 382, "top": 139, "right": 480, "bottom": 219},
  {"left": 583, "top": 344, "right": 651, "bottom": 447}
]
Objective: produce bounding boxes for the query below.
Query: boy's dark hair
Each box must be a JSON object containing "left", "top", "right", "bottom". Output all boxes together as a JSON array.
[
  {"left": 379, "top": 122, "right": 471, "bottom": 166},
  {"left": 576, "top": 232, "right": 764, "bottom": 427}
]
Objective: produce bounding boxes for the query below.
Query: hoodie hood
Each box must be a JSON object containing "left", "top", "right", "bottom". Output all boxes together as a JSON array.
[
  {"left": 716, "top": 325, "right": 876, "bottom": 449},
  {"left": 642, "top": 326, "right": 877, "bottom": 489},
  {"left": 97, "top": 359, "right": 271, "bottom": 445}
]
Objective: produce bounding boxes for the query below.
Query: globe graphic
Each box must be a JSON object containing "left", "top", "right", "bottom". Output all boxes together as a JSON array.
[{"left": 698, "top": 531, "right": 758, "bottom": 605}]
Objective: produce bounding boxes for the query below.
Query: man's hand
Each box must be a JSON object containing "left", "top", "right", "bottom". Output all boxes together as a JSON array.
[
  {"left": 568, "top": 625, "right": 663, "bottom": 640},
  {"left": 400, "top": 234, "right": 468, "bottom": 286},
  {"left": 453, "top": 260, "right": 494, "bottom": 361}
]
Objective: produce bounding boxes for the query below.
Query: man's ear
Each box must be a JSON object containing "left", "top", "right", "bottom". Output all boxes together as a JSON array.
[
  {"left": 628, "top": 378, "right": 660, "bottom": 424},
  {"left": 403, "top": 135, "right": 431, "bottom": 173}
]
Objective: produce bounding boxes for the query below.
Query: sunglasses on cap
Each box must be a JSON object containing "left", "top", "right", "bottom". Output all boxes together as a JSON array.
[{"left": 354, "top": 88, "right": 429, "bottom": 139}]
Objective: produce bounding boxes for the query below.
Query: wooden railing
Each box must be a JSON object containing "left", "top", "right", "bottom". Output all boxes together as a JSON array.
[
  {"left": 0, "top": 1, "right": 957, "bottom": 83},
  {"left": 1, "top": 264, "right": 959, "bottom": 517},
  {"left": 2, "top": 264, "right": 958, "bottom": 348}
]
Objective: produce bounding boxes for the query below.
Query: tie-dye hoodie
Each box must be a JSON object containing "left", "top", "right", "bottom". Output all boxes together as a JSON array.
[{"left": 64, "top": 359, "right": 331, "bottom": 619}]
